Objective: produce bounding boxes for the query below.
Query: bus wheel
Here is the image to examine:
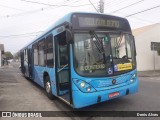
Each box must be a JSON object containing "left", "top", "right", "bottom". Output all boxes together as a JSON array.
[{"left": 45, "top": 76, "right": 55, "bottom": 100}]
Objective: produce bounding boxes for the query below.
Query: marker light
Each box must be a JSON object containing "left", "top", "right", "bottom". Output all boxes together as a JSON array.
[
  {"left": 130, "top": 79, "right": 134, "bottom": 83},
  {"left": 86, "top": 87, "right": 91, "bottom": 92},
  {"left": 80, "top": 82, "right": 85, "bottom": 88}
]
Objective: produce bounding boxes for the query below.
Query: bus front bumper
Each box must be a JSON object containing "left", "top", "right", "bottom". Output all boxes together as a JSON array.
[{"left": 72, "top": 77, "right": 138, "bottom": 108}]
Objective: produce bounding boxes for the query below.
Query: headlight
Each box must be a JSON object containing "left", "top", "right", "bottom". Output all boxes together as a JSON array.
[
  {"left": 133, "top": 73, "right": 136, "bottom": 78},
  {"left": 86, "top": 87, "right": 91, "bottom": 92},
  {"left": 80, "top": 82, "right": 85, "bottom": 88},
  {"left": 73, "top": 79, "right": 96, "bottom": 93},
  {"left": 130, "top": 79, "right": 134, "bottom": 83},
  {"left": 129, "top": 73, "right": 136, "bottom": 84}
]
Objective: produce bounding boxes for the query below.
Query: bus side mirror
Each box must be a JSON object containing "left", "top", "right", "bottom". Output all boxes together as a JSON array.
[{"left": 66, "top": 29, "right": 73, "bottom": 44}]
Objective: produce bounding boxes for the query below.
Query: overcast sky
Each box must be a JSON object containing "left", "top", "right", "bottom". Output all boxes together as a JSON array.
[{"left": 0, "top": 0, "right": 160, "bottom": 54}]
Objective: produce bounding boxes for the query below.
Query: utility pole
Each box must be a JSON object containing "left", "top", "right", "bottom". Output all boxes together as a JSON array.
[
  {"left": 98, "top": 0, "right": 104, "bottom": 13},
  {"left": 0, "top": 50, "right": 1, "bottom": 67},
  {"left": 153, "top": 43, "right": 155, "bottom": 71}
]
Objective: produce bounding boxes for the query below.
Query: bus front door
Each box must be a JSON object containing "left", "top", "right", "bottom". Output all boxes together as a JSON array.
[{"left": 55, "top": 31, "right": 71, "bottom": 104}]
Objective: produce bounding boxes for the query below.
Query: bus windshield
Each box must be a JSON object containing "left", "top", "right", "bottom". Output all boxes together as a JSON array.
[{"left": 73, "top": 32, "right": 136, "bottom": 77}]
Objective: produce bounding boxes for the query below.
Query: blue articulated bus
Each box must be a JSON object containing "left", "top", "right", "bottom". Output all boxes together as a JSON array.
[{"left": 20, "top": 12, "right": 138, "bottom": 108}]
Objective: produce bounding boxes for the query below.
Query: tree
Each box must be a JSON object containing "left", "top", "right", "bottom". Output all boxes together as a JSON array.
[
  {"left": 4, "top": 51, "right": 13, "bottom": 60},
  {"left": 157, "top": 48, "right": 160, "bottom": 56},
  {"left": 14, "top": 52, "right": 20, "bottom": 60}
]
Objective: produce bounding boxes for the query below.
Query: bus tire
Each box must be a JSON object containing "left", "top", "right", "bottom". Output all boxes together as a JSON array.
[{"left": 45, "top": 76, "right": 55, "bottom": 100}]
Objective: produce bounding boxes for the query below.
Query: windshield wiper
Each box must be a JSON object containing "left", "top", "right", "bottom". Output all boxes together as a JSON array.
[
  {"left": 89, "top": 31, "right": 106, "bottom": 63},
  {"left": 89, "top": 31, "right": 105, "bottom": 53}
]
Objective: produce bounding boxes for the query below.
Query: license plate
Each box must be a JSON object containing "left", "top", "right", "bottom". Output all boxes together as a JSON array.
[{"left": 109, "top": 92, "right": 120, "bottom": 98}]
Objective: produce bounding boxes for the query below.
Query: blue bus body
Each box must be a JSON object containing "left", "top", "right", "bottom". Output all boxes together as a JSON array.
[{"left": 20, "top": 12, "right": 138, "bottom": 108}]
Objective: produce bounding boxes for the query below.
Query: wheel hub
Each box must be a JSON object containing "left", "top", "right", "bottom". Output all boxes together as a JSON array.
[{"left": 46, "top": 82, "right": 51, "bottom": 93}]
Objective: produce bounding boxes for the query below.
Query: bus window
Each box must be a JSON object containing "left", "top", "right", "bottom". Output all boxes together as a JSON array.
[
  {"left": 23, "top": 50, "right": 25, "bottom": 61},
  {"left": 74, "top": 33, "right": 112, "bottom": 76},
  {"left": 46, "top": 34, "right": 54, "bottom": 67},
  {"left": 111, "top": 34, "right": 126, "bottom": 58},
  {"left": 59, "top": 45, "right": 68, "bottom": 66},
  {"left": 58, "top": 32, "right": 68, "bottom": 67},
  {"left": 110, "top": 34, "right": 133, "bottom": 63},
  {"left": 126, "top": 35, "right": 132, "bottom": 58},
  {"left": 38, "top": 39, "right": 46, "bottom": 66},
  {"left": 33, "top": 43, "right": 38, "bottom": 65},
  {"left": 24, "top": 49, "right": 28, "bottom": 62}
]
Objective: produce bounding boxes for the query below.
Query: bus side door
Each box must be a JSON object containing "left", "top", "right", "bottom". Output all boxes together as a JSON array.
[{"left": 55, "top": 31, "right": 72, "bottom": 104}]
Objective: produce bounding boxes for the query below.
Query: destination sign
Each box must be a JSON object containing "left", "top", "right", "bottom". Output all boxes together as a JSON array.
[
  {"left": 72, "top": 13, "right": 131, "bottom": 32},
  {"left": 78, "top": 17, "right": 120, "bottom": 28},
  {"left": 114, "top": 63, "right": 132, "bottom": 72}
]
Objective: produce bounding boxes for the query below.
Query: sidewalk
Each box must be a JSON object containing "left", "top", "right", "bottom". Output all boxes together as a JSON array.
[
  {"left": 138, "top": 70, "right": 160, "bottom": 77},
  {"left": 0, "top": 65, "right": 9, "bottom": 69}
]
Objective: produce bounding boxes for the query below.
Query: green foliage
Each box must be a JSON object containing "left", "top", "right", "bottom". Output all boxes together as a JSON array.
[
  {"left": 157, "top": 48, "right": 160, "bottom": 56},
  {"left": 4, "top": 51, "right": 13, "bottom": 60},
  {"left": 14, "top": 52, "right": 20, "bottom": 60}
]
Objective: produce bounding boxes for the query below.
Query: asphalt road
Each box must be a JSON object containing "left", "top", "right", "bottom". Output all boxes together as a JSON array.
[{"left": 0, "top": 62, "right": 160, "bottom": 120}]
